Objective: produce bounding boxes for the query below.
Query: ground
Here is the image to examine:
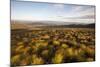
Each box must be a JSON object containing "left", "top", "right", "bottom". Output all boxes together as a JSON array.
[{"left": 11, "top": 28, "right": 95, "bottom": 66}]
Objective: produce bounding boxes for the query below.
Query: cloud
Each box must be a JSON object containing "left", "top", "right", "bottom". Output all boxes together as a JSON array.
[
  {"left": 64, "top": 14, "right": 95, "bottom": 19},
  {"left": 67, "top": 5, "right": 95, "bottom": 16},
  {"left": 62, "top": 5, "right": 95, "bottom": 19},
  {"left": 51, "top": 6, "right": 95, "bottom": 23},
  {"left": 53, "top": 4, "right": 64, "bottom": 9},
  {"left": 77, "top": 15, "right": 95, "bottom": 19}
]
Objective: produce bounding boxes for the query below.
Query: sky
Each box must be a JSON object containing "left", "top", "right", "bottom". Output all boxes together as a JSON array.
[{"left": 11, "top": 0, "right": 95, "bottom": 24}]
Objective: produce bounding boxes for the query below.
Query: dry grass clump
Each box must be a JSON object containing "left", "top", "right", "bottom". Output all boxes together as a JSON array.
[{"left": 11, "top": 28, "right": 95, "bottom": 66}]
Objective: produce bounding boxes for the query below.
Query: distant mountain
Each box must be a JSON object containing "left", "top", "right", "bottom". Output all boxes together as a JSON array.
[
  {"left": 60, "top": 23, "right": 95, "bottom": 28},
  {"left": 11, "top": 20, "right": 95, "bottom": 30}
]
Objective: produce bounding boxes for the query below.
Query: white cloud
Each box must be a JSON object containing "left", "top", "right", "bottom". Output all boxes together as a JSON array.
[{"left": 53, "top": 4, "right": 64, "bottom": 9}]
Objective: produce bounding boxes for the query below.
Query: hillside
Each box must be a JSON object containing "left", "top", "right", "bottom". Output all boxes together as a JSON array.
[{"left": 11, "top": 20, "right": 95, "bottom": 30}]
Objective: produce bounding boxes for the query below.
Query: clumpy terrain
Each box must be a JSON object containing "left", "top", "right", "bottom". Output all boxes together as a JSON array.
[{"left": 11, "top": 28, "right": 95, "bottom": 66}]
